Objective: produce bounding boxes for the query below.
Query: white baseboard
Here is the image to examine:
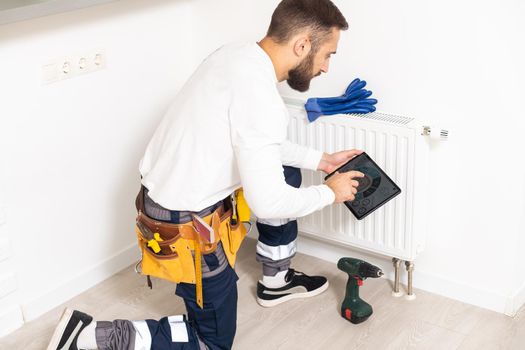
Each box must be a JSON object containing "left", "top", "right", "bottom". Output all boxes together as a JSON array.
[
  {"left": 294, "top": 232, "right": 519, "bottom": 316},
  {"left": 506, "top": 280, "right": 525, "bottom": 317},
  {"left": 22, "top": 243, "right": 140, "bottom": 321},
  {"left": 0, "top": 304, "right": 24, "bottom": 338}
]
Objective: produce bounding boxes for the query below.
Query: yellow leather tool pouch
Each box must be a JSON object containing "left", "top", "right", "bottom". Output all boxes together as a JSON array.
[
  {"left": 136, "top": 223, "right": 197, "bottom": 284},
  {"left": 134, "top": 186, "right": 247, "bottom": 289},
  {"left": 135, "top": 210, "right": 220, "bottom": 284}
]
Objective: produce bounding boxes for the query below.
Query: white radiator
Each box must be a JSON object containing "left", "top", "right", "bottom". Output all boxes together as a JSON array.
[{"left": 285, "top": 98, "right": 430, "bottom": 262}]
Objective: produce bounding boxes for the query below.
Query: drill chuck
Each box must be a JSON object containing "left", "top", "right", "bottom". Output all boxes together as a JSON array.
[{"left": 359, "top": 262, "right": 384, "bottom": 278}]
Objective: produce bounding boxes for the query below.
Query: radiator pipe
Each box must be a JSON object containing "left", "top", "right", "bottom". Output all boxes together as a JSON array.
[
  {"left": 391, "top": 258, "right": 403, "bottom": 297},
  {"left": 405, "top": 261, "right": 416, "bottom": 300}
]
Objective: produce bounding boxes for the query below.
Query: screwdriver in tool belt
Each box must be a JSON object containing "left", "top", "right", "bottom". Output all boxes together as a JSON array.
[{"left": 230, "top": 193, "right": 238, "bottom": 225}]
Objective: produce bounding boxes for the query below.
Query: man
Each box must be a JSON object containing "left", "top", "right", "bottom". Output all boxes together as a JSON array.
[{"left": 47, "top": 0, "right": 364, "bottom": 349}]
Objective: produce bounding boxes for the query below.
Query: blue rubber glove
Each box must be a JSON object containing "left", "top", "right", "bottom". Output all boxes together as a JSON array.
[
  {"left": 305, "top": 79, "right": 368, "bottom": 108},
  {"left": 304, "top": 78, "right": 378, "bottom": 122}
]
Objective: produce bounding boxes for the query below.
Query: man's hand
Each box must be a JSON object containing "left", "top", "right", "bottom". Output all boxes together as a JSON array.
[
  {"left": 317, "top": 149, "right": 363, "bottom": 174},
  {"left": 325, "top": 170, "right": 365, "bottom": 203}
]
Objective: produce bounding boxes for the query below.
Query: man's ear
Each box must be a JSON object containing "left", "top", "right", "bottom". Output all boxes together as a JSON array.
[{"left": 292, "top": 36, "right": 311, "bottom": 58}]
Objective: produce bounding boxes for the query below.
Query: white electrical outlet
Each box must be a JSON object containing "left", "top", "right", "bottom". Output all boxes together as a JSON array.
[
  {"left": 0, "top": 238, "right": 9, "bottom": 262},
  {"left": 42, "top": 50, "right": 106, "bottom": 85},
  {"left": 0, "top": 273, "right": 17, "bottom": 299}
]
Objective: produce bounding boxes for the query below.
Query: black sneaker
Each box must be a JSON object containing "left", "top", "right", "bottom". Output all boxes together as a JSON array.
[
  {"left": 256, "top": 269, "right": 329, "bottom": 307},
  {"left": 47, "top": 308, "right": 93, "bottom": 350}
]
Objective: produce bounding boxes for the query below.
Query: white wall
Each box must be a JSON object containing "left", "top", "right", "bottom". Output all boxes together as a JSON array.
[
  {"left": 190, "top": 0, "right": 278, "bottom": 62},
  {"left": 1, "top": 0, "right": 524, "bottom": 337},
  {"left": 192, "top": 0, "right": 525, "bottom": 315},
  {"left": 513, "top": 180, "right": 525, "bottom": 313},
  {"left": 0, "top": 129, "right": 24, "bottom": 336},
  {"left": 0, "top": 0, "right": 195, "bottom": 334}
]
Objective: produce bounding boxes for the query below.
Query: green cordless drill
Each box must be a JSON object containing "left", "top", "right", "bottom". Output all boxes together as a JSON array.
[{"left": 337, "top": 257, "right": 383, "bottom": 324}]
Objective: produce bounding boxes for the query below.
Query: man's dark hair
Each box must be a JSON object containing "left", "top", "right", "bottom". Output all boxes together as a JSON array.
[{"left": 267, "top": 0, "right": 348, "bottom": 52}]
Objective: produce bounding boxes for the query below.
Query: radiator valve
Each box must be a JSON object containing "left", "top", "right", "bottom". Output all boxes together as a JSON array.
[{"left": 422, "top": 125, "right": 449, "bottom": 141}]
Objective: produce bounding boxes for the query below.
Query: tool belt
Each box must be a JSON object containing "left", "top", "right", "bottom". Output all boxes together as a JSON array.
[{"left": 134, "top": 186, "right": 247, "bottom": 308}]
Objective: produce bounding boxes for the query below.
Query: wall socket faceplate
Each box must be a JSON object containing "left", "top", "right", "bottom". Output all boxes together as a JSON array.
[{"left": 42, "top": 49, "right": 106, "bottom": 84}]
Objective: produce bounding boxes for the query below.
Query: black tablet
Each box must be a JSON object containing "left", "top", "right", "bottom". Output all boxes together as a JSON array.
[{"left": 324, "top": 152, "right": 401, "bottom": 220}]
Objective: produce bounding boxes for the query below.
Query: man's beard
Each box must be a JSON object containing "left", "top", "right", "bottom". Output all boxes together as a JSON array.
[{"left": 287, "top": 51, "right": 318, "bottom": 92}]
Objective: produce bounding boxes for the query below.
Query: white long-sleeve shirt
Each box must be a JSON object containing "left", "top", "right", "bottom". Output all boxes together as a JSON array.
[{"left": 139, "top": 42, "right": 335, "bottom": 219}]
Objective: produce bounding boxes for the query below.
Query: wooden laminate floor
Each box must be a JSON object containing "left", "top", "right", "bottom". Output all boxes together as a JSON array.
[{"left": 1, "top": 238, "right": 524, "bottom": 350}]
